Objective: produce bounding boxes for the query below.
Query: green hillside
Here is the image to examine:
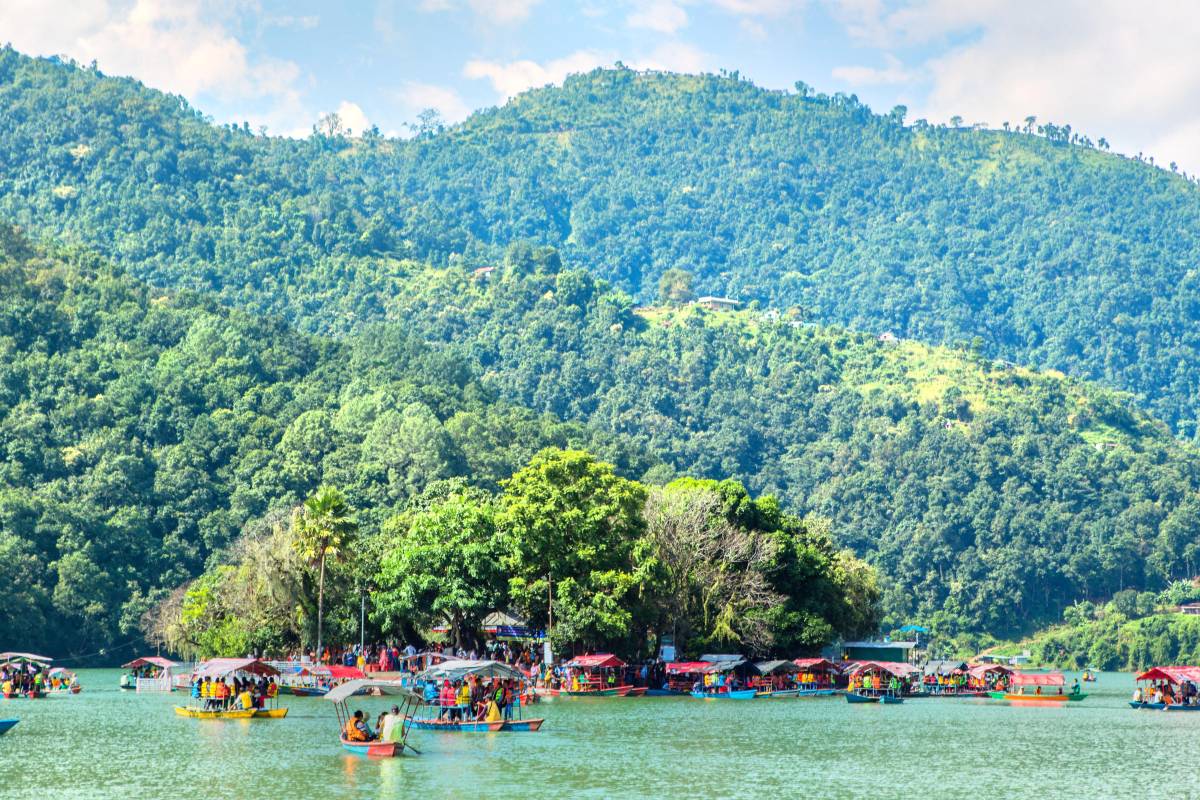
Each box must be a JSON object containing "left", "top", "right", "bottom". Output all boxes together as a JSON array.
[
  {"left": 370, "top": 250, "right": 1200, "bottom": 637},
  {"left": 0, "top": 227, "right": 649, "bottom": 655},
  {"left": 4, "top": 49, "right": 1200, "bottom": 433}
]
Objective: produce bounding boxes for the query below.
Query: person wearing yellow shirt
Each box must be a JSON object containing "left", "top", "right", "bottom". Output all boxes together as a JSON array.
[
  {"left": 1, "top": 679, "right": 11, "bottom": 697},
  {"left": 238, "top": 688, "right": 254, "bottom": 711}
]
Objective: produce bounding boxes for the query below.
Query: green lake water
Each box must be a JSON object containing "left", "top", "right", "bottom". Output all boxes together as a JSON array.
[{"left": 1, "top": 669, "right": 1197, "bottom": 799}]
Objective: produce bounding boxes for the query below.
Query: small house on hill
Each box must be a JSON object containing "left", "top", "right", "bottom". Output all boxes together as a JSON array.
[
  {"left": 695, "top": 296, "right": 740, "bottom": 311},
  {"left": 471, "top": 266, "right": 497, "bottom": 280},
  {"left": 1179, "top": 602, "right": 1200, "bottom": 616},
  {"left": 878, "top": 332, "right": 899, "bottom": 345}
]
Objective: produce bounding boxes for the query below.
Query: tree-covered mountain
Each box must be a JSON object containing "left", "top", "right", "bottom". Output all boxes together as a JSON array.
[
  {"left": 0, "top": 227, "right": 650, "bottom": 656},
  {"left": 4, "top": 48, "right": 1200, "bottom": 433}
]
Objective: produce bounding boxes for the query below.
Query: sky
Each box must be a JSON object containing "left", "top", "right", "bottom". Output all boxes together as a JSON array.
[{"left": 2, "top": 0, "right": 1200, "bottom": 173}]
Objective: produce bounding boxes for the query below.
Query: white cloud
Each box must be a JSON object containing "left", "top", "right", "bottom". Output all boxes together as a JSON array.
[
  {"left": 708, "top": 0, "right": 803, "bottom": 16},
  {"left": 832, "top": 0, "right": 1200, "bottom": 174},
  {"left": 399, "top": 82, "right": 472, "bottom": 123},
  {"left": 628, "top": 41, "right": 711, "bottom": 74},
  {"left": 419, "top": 0, "right": 542, "bottom": 23},
  {"left": 464, "top": 50, "right": 610, "bottom": 99},
  {"left": 327, "top": 101, "right": 372, "bottom": 136},
  {"left": 0, "top": 0, "right": 308, "bottom": 134},
  {"left": 627, "top": 1, "right": 689, "bottom": 34},
  {"left": 832, "top": 53, "right": 914, "bottom": 87}
]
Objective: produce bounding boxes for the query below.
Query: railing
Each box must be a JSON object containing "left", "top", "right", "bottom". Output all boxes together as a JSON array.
[{"left": 135, "top": 675, "right": 172, "bottom": 693}]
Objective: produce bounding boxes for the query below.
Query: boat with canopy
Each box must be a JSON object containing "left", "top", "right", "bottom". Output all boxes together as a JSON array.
[
  {"left": 988, "top": 671, "right": 1085, "bottom": 703},
  {"left": 325, "top": 679, "right": 424, "bottom": 757},
  {"left": 175, "top": 658, "right": 289, "bottom": 719},
  {"left": 753, "top": 660, "right": 802, "bottom": 697},
  {"left": 552, "top": 654, "right": 638, "bottom": 697},
  {"left": 844, "top": 661, "right": 916, "bottom": 703},
  {"left": 120, "top": 657, "right": 177, "bottom": 692},
  {"left": 412, "top": 659, "right": 544, "bottom": 731},
  {"left": 690, "top": 656, "right": 757, "bottom": 700},
  {"left": 792, "top": 658, "right": 839, "bottom": 696},
  {"left": 284, "top": 664, "right": 366, "bottom": 697},
  {"left": 656, "top": 662, "right": 710, "bottom": 696},
  {"left": 1130, "top": 666, "right": 1200, "bottom": 710},
  {"left": 1, "top": 653, "right": 53, "bottom": 698},
  {"left": 45, "top": 667, "right": 81, "bottom": 695}
]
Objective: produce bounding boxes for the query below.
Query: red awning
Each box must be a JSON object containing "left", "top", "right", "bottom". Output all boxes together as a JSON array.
[
  {"left": 793, "top": 658, "right": 837, "bottom": 672},
  {"left": 1136, "top": 666, "right": 1200, "bottom": 684},
  {"left": 564, "top": 653, "right": 626, "bottom": 669},
  {"left": 195, "top": 658, "right": 280, "bottom": 679},
  {"left": 968, "top": 664, "right": 1013, "bottom": 679},
  {"left": 666, "top": 661, "right": 711, "bottom": 675},
  {"left": 1009, "top": 671, "right": 1065, "bottom": 687},
  {"left": 847, "top": 661, "right": 918, "bottom": 678},
  {"left": 311, "top": 665, "right": 365, "bottom": 680},
  {"left": 122, "top": 656, "right": 178, "bottom": 670}
]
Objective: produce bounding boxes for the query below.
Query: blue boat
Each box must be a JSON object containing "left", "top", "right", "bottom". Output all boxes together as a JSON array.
[
  {"left": 845, "top": 692, "right": 880, "bottom": 704},
  {"left": 691, "top": 689, "right": 757, "bottom": 700},
  {"left": 796, "top": 688, "right": 837, "bottom": 697},
  {"left": 0, "top": 719, "right": 18, "bottom": 736},
  {"left": 881, "top": 694, "right": 904, "bottom": 704},
  {"left": 1130, "top": 701, "right": 1200, "bottom": 711}
]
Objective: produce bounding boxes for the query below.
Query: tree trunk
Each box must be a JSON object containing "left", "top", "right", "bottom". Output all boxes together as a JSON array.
[{"left": 317, "top": 555, "right": 326, "bottom": 663}]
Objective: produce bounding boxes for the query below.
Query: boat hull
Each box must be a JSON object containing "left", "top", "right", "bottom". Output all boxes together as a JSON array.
[
  {"left": 797, "top": 688, "right": 837, "bottom": 697},
  {"left": 501, "top": 718, "right": 545, "bottom": 731},
  {"left": 845, "top": 692, "right": 880, "bottom": 704},
  {"left": 174, "top": 706, "right": 256, "bottom": 719},
  {"left": 691, "top": 689, "right": 757, "bottom": 700},
  {"left": 644, "top": 688, "right": 687, "bottom": 697},
  {"left": 757, "top": 689, "right": 800, "bottom": 698},
  {"left": 988, "top": 692, "right": 1086, "bottom": 703},
  {"left": 253, "top": 708, "right": 289, "bottom": 718},
  {"left": 0, "top": 719, "right": 17, "bottom": 736},
  {"left": 1130, "top": 701, "right": 1200, "bottom": 711},
  {"left": 561, "top": 686, "right": 632, "bottom": 697},
  {"left": 881, "top": 695, "right": 904, "bottom": 704},
  {"left": 289, "top": 687, "right": 327, "bottom": 697},
  {"left": 340, "top": 737, "right": 402, "bottom": 757},
  {"left": 408, "top": 718, "right": 505, "bottom": 732}
]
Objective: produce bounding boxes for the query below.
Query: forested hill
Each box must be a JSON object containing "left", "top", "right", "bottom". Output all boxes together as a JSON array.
[
  {"left": 331, "top": 249, "right": 1200, "bottom": 640},
  {"left": 0, "top": 227, "right": 648, "bottom": 655},
  {"left": 5, "top": 50, "right": 1200, "bottom": 433}
]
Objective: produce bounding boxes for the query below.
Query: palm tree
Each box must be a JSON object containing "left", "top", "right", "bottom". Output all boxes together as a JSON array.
[{"left": 292, "top": 486, "right": 357, "bottom": 663}]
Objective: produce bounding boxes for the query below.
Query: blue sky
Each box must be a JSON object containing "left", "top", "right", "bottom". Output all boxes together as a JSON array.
[{"left": 4, "top": 1, "right": 1200, "bottom": 172}]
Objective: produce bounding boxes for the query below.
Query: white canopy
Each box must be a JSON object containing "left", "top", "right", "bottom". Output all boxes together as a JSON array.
[
  {"left": 415, "top": 659, "right": 527, "bottom": 682},
  {"left": 323, "top": 679, "right": 424, "bottom": 704}
]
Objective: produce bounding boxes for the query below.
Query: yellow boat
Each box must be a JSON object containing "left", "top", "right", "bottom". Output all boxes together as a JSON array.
[
  {"left": 253, "top": 708, "right": 288, "bottom": 719},
  {"left": 174, "top": 706, "right": 256, "bottom": 719}
]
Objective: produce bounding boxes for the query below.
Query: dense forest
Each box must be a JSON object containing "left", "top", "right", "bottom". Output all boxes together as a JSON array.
[
  {"left": 0, "top": 228, "right": 653, "bottom": 656},
  {"left": 7, "top": 47, "right": 1200, "bottom": 659},
  {"left": 4, "top": 48, "right": 1200, "bottom": 433}
]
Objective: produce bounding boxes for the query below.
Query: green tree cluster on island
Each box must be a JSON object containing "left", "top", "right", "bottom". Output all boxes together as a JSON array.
[{"left": 151, "top": 449, "right": 880, "bottom": 660}]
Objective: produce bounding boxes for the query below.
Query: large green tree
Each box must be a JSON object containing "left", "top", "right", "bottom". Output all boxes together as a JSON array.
[
  {"left": 291, "top": 486, "right": 357, "bottom": 660},
  {"left": 499, "top": 448, "right": 657, "bottom": 652}
]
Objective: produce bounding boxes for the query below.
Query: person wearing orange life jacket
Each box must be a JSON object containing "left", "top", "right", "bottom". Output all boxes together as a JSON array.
[{"left": 344, "top": 710, "right": 373, "bottom": 741}]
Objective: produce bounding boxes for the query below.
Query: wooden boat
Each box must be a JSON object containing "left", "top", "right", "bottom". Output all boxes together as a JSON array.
[
  {"left": 289, "top": 686, "right": 327, "bottom": 697},
  {"left": 644, "top": 688, "right": 688, "bottom": 697},
  {"left": 881, "top": 694, "right": 904, "bottom": 704},
  {"left": 252, "top": 707, "right": 289, "bottom": 718},
  {"left": 987, "top": 691, "right": 1086, "bottom": 703},
  {"left": 625, "top": 686, "right": 648, "bottom": 697},
  {"left": 845, "top": 692, "right": 880, "bottom": 704},
  {"left": 0, "top": 719, "right": 17, "bottom": 736},
  {"left": 797, "top": 688, "right": 837, "bottom": 697},
  {"left": 408, "top": 717, "right": 505, "bottom": 732},
  {"left": 2, "top": 690, "right": 44, "bottom": 699},
  {"left": 501, "top": 718, "right": 545, "bottom": 731},
  {"left": 1129, "top": 701, "right": 1200, "bottom": 711},
  {"left": 326, "top": 679, "right": 422, "bottom": 758},
  {"left": 690, "top": 689, "right": 757, "bottom": 700},
  {"left": 756, "top": 688, "right": 800, "bottom": 698},
  {"left": 174, "top": 706, "right": 256, "bottom": 719},
  {"left": 340, "top": 736, "right": 402, "bottom": 758},
  {"left": 561, "top": 685, "right": 632, "bottom": 697}
]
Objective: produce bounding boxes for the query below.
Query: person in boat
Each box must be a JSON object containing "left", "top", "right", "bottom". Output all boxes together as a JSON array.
[
  {"left": 1132, "top": 686, "right": 1143, "bottom": 703},
  {"left": 237, "top": 684, "right": 254, "bottom": 711},
  {"left": 455, "top": 680, "right": 471, "bottom": 721},
  {"left": 344, "top": 710, "right": 375, "bottom": 742},
  {"left": 1071, "top": 678, "right": 1080, "bottom": 695}
]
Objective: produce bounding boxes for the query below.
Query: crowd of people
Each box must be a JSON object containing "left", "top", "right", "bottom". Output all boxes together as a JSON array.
[
  {"left": 423, "top": 677, "right": 522, "bottom": 723},
  {"left": 1132, "top": 682, "right": 1198, "bottom": 706},
  {"left": 0, "top": 662, "right": 76, "bottom": 697},
  {"left": 191, "top": 675, "right": 278, "bottom": 711}
]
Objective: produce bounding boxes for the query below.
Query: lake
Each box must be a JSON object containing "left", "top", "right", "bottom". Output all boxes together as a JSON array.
[{"left": 1, "top": 670, "right": 1195, "bottom": 798}]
